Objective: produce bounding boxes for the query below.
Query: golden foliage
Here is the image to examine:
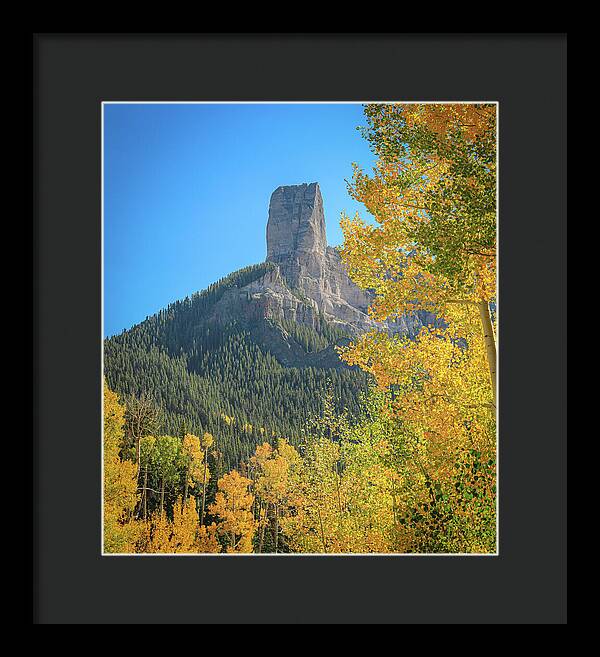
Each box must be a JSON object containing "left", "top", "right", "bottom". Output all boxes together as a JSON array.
[
  {"left": 147, "top": 496, "right": 222, "bottom": 554},
  {"left": 209, "top": 470, "right": 256, "bottom": 553},
  {"left": 103, "top": 380, "right": 143, "bottom": 553},
  {"left": 200, "top": 432, "right": 214, "bottom": 450},
  {"left": 182, "top": 434, "right": 203, "bottom": 485},
  {"left": 334, "top": 103, "right": 498, "bottom": 552},
  {"left": 196, "top": 522, "right": 221, "bottom": 553},
  {"left": 400, "top": 102, "right": 496, "bottom": 140},
  {"left": 341, "top": 102, "right": 496, "bottom": 317}
]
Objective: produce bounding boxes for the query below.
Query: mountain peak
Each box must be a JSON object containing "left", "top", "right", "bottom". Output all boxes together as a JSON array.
[
  {"left": 266, "top": 182, "right": 326, "bottom": 262},
  {"left": 259, "top": 181, "right": 431, "bottom": 337}
]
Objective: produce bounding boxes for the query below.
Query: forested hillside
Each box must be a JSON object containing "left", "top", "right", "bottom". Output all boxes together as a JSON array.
[{"left": 104, "top": 263, "right": 371, "bottom": 469}]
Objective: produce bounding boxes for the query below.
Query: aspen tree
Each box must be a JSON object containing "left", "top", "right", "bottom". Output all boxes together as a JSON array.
[
  {"left": 209, "top": 470, "right": 256, "bottom": 553},
  {"left": 103, "top": 381, "right": 142, "bottom": 553},
  {"left": 199, "top": 432, "right": 214, "bottom": 525},
  {"left": 181, "top": 434, "right": 204, "bottom": 508},
  {"left": 341, "top": 103, "right": 497, "bottom": 406}
]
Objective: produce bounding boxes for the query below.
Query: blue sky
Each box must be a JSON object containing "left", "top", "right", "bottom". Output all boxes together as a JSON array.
[{"left": 103, "top": 103, "right": 376, "bottom": 337}]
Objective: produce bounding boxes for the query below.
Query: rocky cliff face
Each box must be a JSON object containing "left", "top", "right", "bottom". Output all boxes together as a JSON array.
[{"left": 212, "top": 182, "right": 431, "bottom": 339}]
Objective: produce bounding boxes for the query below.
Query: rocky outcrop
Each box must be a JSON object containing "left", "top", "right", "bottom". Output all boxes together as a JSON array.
[
  {"left": 266, "top": 182, "right": 327, "bottom": 263},
  {"left": 263, "top": 182, "right": 379, "bottom": 334},
  {"left": 212, "top": 182, "right": 432, "bottom": 340}
]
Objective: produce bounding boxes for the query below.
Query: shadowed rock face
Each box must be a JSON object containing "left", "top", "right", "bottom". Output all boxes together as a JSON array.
[{"left": 212, "top": 182, "right": 433, "bottom": 339}]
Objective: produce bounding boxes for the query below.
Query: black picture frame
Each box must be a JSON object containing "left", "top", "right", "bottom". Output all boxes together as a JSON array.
[{"left": 33, "top": 33, "right": 567, "bottom": 624}]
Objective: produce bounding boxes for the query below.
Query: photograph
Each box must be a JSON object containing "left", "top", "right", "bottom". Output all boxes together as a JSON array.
[{"left": 102, "top": 101, "right": 498, "bottom": 555}]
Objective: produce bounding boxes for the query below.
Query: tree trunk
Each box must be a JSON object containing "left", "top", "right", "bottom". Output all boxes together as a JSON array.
[
  {"left": 336, "top": 463, "right": 343, "bottom": 517},
  {"left": 143, "top": 462, "right": 149, "bottom": 522},
  {"left": 274, "top": 503, "right": 279, "bottom": 554},
  {"left": 135, "top": 435, "right": 141, "bottom": 470},
  {"left": 317, "top": 507, "right": 327, "bottom": 554},
  {"left": 183, "top": 463, "right": 189, "bottom": 510},
  {"left": 258, "top": 503, "right": 266, "bottom": 554},
  {"left": 200, "top": 449, "right": 209, "bottom": 526},
  {"left": 160, "top": 476, "right": 165, "bottom": 515},
  {"left": 478, "top": 300, "right": 497, "bottom": 408},
  {"left": 231, "top": 494, "right": 236, "bottom": 552}
]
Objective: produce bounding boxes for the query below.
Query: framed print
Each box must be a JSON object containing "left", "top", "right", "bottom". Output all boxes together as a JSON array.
[{"left": 33, "top": 33, "right": 567, "bottom": 624}]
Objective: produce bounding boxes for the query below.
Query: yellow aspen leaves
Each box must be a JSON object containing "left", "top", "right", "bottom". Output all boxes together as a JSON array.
[
  {"left": 209, "top": 470, "right": 256, "bottom": 553},
  {"left": 103, "top": 381, "right": 143, "bottom": 553}
]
